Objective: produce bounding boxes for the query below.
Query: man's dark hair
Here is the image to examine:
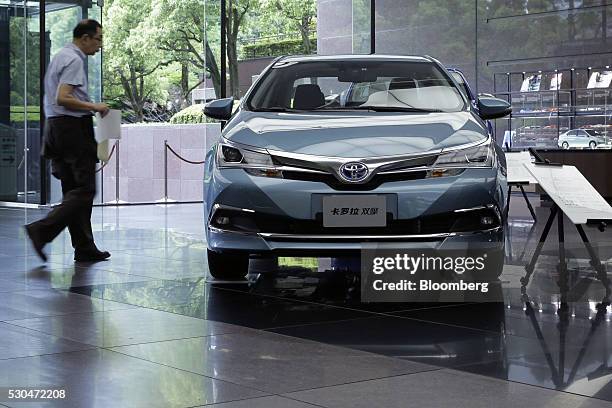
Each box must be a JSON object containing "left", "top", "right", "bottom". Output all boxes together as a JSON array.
[{"left": 73, "top": 19, "right": 101, "bottom": 39}]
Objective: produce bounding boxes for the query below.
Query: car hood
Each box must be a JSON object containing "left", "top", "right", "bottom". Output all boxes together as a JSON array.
[{"left": 223, "top": 111, "right": 488, "bottom": 157}]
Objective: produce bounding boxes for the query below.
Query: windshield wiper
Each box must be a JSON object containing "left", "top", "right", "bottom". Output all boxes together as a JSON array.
[
  {"left": 250, "top": 107, "right": 301, "bottom": 113},
  {"left": 353, "top": 106, "right": 444, "bottom": 113}
]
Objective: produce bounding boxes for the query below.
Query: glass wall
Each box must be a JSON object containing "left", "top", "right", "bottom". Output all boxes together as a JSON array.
[
  {"left": 351, "top": 0, "right": 371, "bottom": 54},
  {"left": 318, "top": 1, "right": 612, "bottom": 151},
  {"left": 0, "top": 0, "right": 102, "bottom": 206},
  {"left": 204, "top": 0, "right": 222, "bottom": 99},
  {"left": 0, "top": 1, "right": 40, "bottom": 204}
]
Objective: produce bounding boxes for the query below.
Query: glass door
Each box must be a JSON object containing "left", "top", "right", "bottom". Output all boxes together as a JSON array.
[
  {"left": 0, "top": 0, "right": 40, "bottom": 204},
  {"left": 0, "top": 1, "right": 102, "bottom": 206}
]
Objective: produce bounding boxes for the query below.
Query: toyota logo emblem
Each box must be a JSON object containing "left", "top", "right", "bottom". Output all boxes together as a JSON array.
[{"left": 339, "top": 162, "right": 369, "bottom": 182}]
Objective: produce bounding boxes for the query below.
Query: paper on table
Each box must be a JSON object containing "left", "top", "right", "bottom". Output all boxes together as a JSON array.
[
  {"left": 525, "top": 164, "right": 612, "bottom": 224},
  {"left": 506, "top": 151, "right": 537, "bottom": 184},
  {"left": 94, "top": 109, "right": 122, "bottom": 143}
]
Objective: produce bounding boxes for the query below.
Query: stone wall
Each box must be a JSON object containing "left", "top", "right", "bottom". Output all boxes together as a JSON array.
[{"left": 97, "top": 123, "right": 221, "bottom": 203}]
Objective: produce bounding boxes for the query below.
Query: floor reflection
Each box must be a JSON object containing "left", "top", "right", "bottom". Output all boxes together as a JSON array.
[{"left": 2, "top": 202, "right": 612, "bottom": 402}]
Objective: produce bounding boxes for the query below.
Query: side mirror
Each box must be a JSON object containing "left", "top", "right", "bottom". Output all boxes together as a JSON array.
[
  {"left": 477, "top": 96, "right": 512, "bottom": 120},
  {"left": 204, "top": 97, "right": 234, "bottom": 121}
]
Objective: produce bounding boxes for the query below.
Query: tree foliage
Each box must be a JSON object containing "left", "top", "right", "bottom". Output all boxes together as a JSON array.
[
  {"left": 226, "top": 0, "right": 259, "bottom": 97},
  {"left": 145, "top": 0, "right": 223, "bottom": 103},
  {"left": 261, "top": 0, "right": 316, "bottom": 54},
  {"left": 99, "top": 0, "right": 318, "bottom": 121},
  {"left": 103, "top": 0, "right": 169, "bottom": 122}
]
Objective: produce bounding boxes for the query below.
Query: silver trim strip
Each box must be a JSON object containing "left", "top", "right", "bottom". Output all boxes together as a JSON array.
[
  {"left": 266, "top": 147, "right": 443, "bottom": 167},
  {"left": 208, "top": 226, "right": 502, "bottom": 240},
  {"left": 211, "top": 203, "right": 255, "bottom": 213},
  {"left": 209, "top": 226, "right": 255, "bottom": 236},
  {"left": 258, "top": 232, "right": 454, "bottom": 240},
  {"left": 453, "top": 204, "right": 502, "bottom": 225},
  {"left": 220, "top": 165, "right": 328, "bottom": 174},
  {"left": 454, "top": 205, "right": 489, "bottom": 213},
  {"left": 258, "top": 226, "right": 502, "bottom": 240}
]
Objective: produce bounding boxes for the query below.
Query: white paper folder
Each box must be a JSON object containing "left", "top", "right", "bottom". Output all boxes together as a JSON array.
[{"left": 94, "top": 109, "right": 122, "bottom": 143}]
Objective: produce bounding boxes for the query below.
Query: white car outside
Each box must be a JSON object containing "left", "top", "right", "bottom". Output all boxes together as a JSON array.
[{"left": 557, "top": 129, "right": 607, "bottom": 149}]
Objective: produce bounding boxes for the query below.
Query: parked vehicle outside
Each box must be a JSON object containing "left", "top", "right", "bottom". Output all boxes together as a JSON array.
[{"left": 558, "top": 128, "right": 608, "bottom": 149}]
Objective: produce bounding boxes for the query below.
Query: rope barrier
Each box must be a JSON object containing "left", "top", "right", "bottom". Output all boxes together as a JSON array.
[
  {"left": 165, "top": 143, "right": 206, "bottom": 165},
  {"left": 95, "top": 143, "right": 117, "bottom": 173}
]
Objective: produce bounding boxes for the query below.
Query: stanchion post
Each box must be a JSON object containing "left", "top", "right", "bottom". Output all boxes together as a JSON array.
[
  {"left": 115, "top": 140, "right": 120, "bottom": 203},
  {"left": 164, "top": 140, "right": 168, "bottom": 201},
  {"left": 156, "top": 140, "right": 177, "bottom": 204},
  {"left": 100, "top": 165, "right": 104, "bottom": 204}
]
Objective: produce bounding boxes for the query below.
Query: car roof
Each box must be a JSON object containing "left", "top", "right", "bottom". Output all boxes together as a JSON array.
[{"left": 274, "top": 54, "right": 433, "bottom": 65}]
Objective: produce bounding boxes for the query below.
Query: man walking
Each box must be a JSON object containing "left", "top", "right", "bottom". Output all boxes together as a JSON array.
[{"left": 25, "top": 19, "right": 110, "bottom": 262}]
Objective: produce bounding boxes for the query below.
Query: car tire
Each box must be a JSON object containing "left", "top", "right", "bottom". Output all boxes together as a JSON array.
[
  {"left": 561, "top": 141, "right": 569, "bottom": 149},
  {"left": 207, "top": 249, "right": 249, "bottom": 280},
  {"left": 589, "top": 141, "right": 597, "bottom": 149}
]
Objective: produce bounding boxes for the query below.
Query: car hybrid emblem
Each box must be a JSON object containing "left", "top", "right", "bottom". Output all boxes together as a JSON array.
[{"left": 339, "top": 162, "right": 369, "bottom": 182}]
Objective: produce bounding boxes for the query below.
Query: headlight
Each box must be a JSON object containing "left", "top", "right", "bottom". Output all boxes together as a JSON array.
[
  {"left": 217, "top": 143, "right": 282, "bottom": 178},
  {"left": 433, "top": 143, "right": 492, "bottom": 168}
]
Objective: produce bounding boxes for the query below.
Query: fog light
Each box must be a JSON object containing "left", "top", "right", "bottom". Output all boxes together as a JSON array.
[
  {"left": 216, "top": 216, "right": 230, "bottom": 225},
  {"left": 481, "top": 216, "right": 494, "bottom": 226}
]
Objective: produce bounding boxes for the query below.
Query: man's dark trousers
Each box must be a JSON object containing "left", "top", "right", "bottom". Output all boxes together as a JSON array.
[{"left": 33, "top": 115, "right": 98, "bottom": 251}]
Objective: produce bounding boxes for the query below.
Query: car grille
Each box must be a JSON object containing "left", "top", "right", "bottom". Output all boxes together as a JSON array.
[
  {"left": 282, "top": 170, "right": 429, "bottom": 191},
  {"left": 272, "top": 153, "right": 438, "bottom": 191}
]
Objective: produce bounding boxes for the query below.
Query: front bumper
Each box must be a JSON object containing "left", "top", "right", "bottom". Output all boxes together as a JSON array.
[
  {"left": 205, "top": 165, "right": 506, "bottom": 255},
  {"left": 207, "top": 224, "right": 504, "bottom": 255}
]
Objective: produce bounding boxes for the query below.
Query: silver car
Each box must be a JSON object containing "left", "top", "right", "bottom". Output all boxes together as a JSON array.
[
  {"left": 558, "top": 128, "right": 607, "bottom": 149},
  {"left": 203, "top": 55, "right": 511, "bottom": 279}
]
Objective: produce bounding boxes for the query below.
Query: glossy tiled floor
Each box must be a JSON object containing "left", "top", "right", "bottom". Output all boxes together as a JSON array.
[{"left": 0, "top": 198, "right": 611, "bottom": 407}]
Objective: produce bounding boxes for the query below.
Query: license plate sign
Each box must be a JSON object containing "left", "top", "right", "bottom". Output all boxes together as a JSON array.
[{"left": 322, "top": 195, "right": 386, "bottom": 227}]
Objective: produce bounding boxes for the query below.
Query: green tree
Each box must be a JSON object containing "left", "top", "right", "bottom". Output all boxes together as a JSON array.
[
  {"left": 261, "top": 0, "right": 316, "bottom": 54},
  {"left": 146, "top": 0, "right": 222, "bottom": 103},
  {"left": 9, "top": 18, "right": 40, "bottom": 117},
  {"left": 226, "top": 0, "right": 259, "bottom": 97},
  {"left": 103, "top": 0, "right": 168, "bottom": 122}
]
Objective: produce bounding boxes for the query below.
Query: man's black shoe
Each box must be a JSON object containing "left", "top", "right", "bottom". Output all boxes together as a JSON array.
[
  {"left": 74, "top": 250, "right": 111, "bottom": 262},
  {"left": 24, "top": 224, "right": 48, "bottom": 262}
]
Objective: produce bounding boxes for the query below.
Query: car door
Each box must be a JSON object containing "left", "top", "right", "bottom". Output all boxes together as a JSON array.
[
  {"left": 562, "top": 130, "right": 575, "bottom": 147},
  {"left": 576, "top": 130, "right": 589, "bottom": 147},
  {"left": 569, "top": 130, "right": 581, "bottom": 147}
]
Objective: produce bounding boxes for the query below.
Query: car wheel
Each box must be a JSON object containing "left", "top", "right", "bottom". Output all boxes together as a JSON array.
[
  {"left": 589, "top": 141, "right": 597, "bottom": 149},
  {"left": 561, "top": 141, "right": 569, "bottom": 149},
  {"left": 207, "top": 249, "right": 249, "bottom": 280}
]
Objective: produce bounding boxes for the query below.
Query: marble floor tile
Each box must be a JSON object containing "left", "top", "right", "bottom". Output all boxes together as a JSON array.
[
  {"left": 0, "top": 349, "right": 267, "bottom": 407},
  {"left": 0, "top": 323, "right": 93, "bottom": 360},
  {"left": 195, "top": 396, "right": 322, "bottom": 408},
  {"left": 8, "top": 307, "right": 250, "bottom": 347},
  {"left": 269, "top": 315, "right": 510, "bottom": 368},
  {"left": 110, "top": 330, "right": 437, "bottom": 393},
  {"left": 284, "top": 369, "right": 612, "bottom": 408},
  {"left": 0, "top": 289, "right": 136, "bottom": 322},
  {"left": 69, "top": 280, "right": 373, "bottom": 330}
]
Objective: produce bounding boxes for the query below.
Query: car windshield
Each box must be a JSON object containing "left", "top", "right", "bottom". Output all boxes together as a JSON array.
[
  {"left": 585, "top": 129, "right": 603, "bottom": 137},
  {"left": 247, "top": 60, "right": 466, "bottom": 113}
]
